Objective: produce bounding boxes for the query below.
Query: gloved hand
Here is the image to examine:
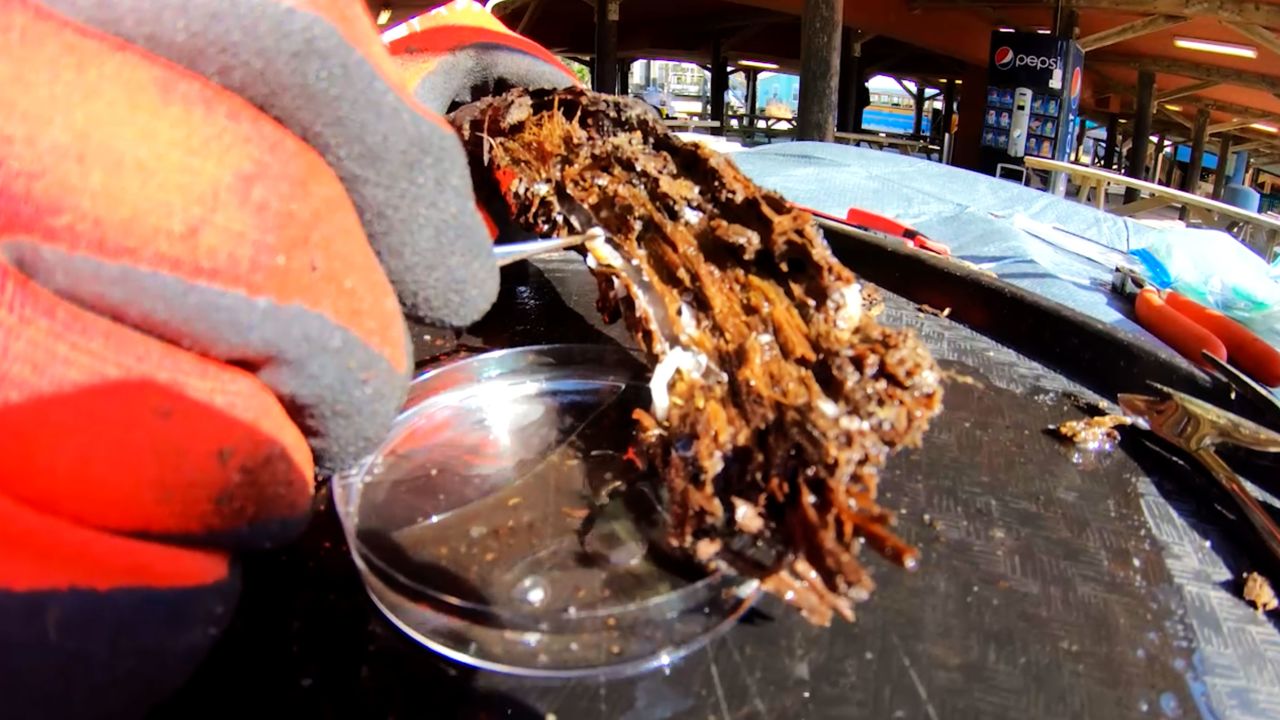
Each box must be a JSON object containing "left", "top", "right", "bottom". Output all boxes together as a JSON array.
[
  {"left": 387, "top": 0, "right": 576, "bottom": 113},
  {"left": 0, "top": 1, "right": 572, "bottom": 717}
]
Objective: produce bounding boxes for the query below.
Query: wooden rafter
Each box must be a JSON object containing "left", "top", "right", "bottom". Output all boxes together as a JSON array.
[
  {"left": 1104, "top": 85, "right": 1280, "bottom": 136},
  {"left": 1223, "top": 21, "right": 1280, "bottom": 58},
  {"left": 1079, "top": 15, "right": 1188, "bottom": 51},
  {"left": 904, "top": 0, "right": 1280, "bottom": 29},
  {"left": 1233, "top": 139, "right": 1276, "bottom": 152},
  {"left": 516, "top": 0, "right": 544, "bottom": 34},
  {"left": 1207, "top": 118, "right": 1257, "bottom": 134},
  {"left": 491, "top": 0, "right": 538, "bottom": 15},
  {"left": 1224, "top": 129, "right": 1280, "bottom": 148},
  {"left": 1155, "top": 80, "right": 1218, "bottom": 102},
  {"left": 1183, "top": 96, "right": 1280, "bottom": 124},
  {"left": 850, "top": 31, "right": 878, "bottom": 57},
  {"left": 1089, "top": 54, "right": 1280, "bottom": 95},
  {"left": 1158, "top": 107, "right": 1194, "bottom": 128}
]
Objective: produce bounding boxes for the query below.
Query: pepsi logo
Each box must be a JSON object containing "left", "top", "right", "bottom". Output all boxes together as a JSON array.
[
  {"left": 1070, "top": 67, "right": 1082, "bottom": 97},
  {"left": 994, "top": 46, "right": 1014, "bottom": 70}
]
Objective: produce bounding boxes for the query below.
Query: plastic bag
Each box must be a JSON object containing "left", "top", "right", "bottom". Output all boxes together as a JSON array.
[{"left": 1131, "top": 228, "right": 1280, "bottom": 347}]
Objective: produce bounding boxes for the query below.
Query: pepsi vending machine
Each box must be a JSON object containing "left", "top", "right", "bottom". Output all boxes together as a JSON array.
[{"left": 980, "top": 31, "right": 1084, "bottom": 184}]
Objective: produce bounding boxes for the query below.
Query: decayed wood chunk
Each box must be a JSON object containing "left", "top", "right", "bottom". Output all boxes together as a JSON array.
[{"left": 451, "top": 87, "right": 943, "bottom": 625}]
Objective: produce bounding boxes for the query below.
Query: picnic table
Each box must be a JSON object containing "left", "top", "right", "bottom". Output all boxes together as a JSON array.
[
  {"left": 833, "top": 131, "right": 938, "bottom": 159},
  {"left": 1023, "top": 156, "right": 1280, "bottom": 260},
  {"left": 662, "top": 117, "right": 723, "bottom": 133}
]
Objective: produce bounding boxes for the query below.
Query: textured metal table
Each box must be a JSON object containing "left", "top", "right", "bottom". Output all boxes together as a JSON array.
[{"left": 154, "top": 252, "right": 1280, "bottom": 720}]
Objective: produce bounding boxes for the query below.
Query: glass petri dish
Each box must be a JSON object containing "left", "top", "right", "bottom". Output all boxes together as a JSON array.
[{"left": 333, "top": 344, "right": 759, "bottom": 678}]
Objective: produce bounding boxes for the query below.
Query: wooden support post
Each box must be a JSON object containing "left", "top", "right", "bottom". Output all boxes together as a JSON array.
[
  {"left": 1181, "top": 107, "right": 1210, "bottom": 219},
  {"left": 1056, "top": 7, "right": 1079, "bottom": 39},
  {"left": 1212, "top": 133, "right": 1235, "bottom": 199},
  {"left": 1150, "top": 132, "right": 1165, "bottom": 182},
  {"left": 709, "top": 35, "right": 728, "bottom": 129},
  {"left": 745, "top": 68, "right": 759, "bottom": 119},
  {"left": 952, "top": 63, "right": 987, "bottom": 170},
  {"left": 940, "top": 79, "right": 956, "bottom": 163},
  {"left": 836, "top": 27, "right": 855, "bottom": 133},
  {"left": 798, "top": 0, "right": 842, "bottom": 141},
  {"left": 1124, "top": 69, "right": 1154, "bottom": 203},
  {"left": 1075, "top": 115, "right": 1089, "bottom": 162},
  {"left": 1106, "top": 113, "right": 1121, "bottom": 170},
  {"left": 1164, "top": 141, "right": 1178, "bottom": 187},
  {"left": 913, "top": 83, "right": 926, "bottom": 136},
  {"left": 593, "top": 0, "right": 619, "bottom": 94},
  {"left": 618, "top": 59, "right": 633, "bottom": 95}
]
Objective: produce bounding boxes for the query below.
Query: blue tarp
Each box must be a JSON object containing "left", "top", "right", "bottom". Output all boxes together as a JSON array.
[{"left": 732, "top": 142, "right": 1160, "bottom": 338}]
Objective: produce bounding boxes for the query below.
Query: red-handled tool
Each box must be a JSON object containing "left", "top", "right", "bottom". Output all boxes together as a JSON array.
[
  {"left": 1132, "top": 287, "right": 1228, "bottom": 368},
  {"left": 1115, "top": 267, "right": 1279, "bottom": 386},
  {"left": 798, "top": 205, "right": 951, "bottom": 257},
  {"left": 1159, "top": 292, "right": 1280, "bottom": 387},
  {"left": 842, "top": 207, "right": 952, "bottom": 256}
]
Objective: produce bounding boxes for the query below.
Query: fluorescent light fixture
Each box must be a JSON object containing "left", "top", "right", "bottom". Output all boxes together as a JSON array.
[
  {"left": 1035, "top": 28, "right": 1052, "bottom": 34},
  {"left": 1251, "top": 123, "right": 1279, "bottom": 132},
  {"left": 997, "top": 26, "right": 1015, "bottom": 33},
  {"left": 1163, "top": 104, "right": 1182, "bottom": 111},
  {"left": 737, "top": 60, "right": 780, "bottom": 70},
  {"left": 377, "top": 5, "right": 391, "bottom": 25},
  {"left": 1173, "top": 36, "right": 1258, "bottom": 59}
]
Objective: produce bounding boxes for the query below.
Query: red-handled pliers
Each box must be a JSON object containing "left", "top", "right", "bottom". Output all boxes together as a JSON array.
[
  {"left": 841, "top": 207, "right": 952, "bottom": 257},
  {"left": 1114, "top": 267, "right": 1280, "bottom": 387},
  {"left": 800, "top": 205, "right": 951, "bottom": 257}
]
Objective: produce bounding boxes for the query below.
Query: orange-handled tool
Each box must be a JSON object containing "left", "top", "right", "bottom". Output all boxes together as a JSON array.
[
  {"left": 1133, "top": 287, "right": 1228, "bottom": 369},
  {"left": 1161, "top": 291, "right": 1280, "bottom": 387}
]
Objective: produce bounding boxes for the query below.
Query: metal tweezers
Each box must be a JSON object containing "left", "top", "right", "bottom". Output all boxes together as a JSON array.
[
  {"left": 492, "top": 228, "right": 606, "bottom": 267},
  {"left": 1118, "top": 366, "right": 1280, "bottom": 566}
]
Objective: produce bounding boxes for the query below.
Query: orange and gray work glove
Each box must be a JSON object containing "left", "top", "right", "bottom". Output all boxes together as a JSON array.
[{"left": 0, "top": 0, "right": 573, "bottom": 717}]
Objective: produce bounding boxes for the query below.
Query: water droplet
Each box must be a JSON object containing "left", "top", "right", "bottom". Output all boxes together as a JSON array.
[
  {"left": 1138, "top": 699, "right": 1150, "bottom": 713},
  {"left": 512, "top": 575, "right": 550, "bottom": 608},
  {"left": 802, "top": 691, "right": 811, "bottom": 699},
  {"left": 469, "top": 525, "right": 487, "bottom": 539},
  {"left": 1158, "top": 691, "right": 1182, "bottom": 718},
  {"left": 519, "top": 631, "right": 542, "bottom": 648}
]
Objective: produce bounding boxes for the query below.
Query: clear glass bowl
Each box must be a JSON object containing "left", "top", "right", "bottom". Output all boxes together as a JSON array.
[{"left": 333, "top": 344, "right": 759, "bottom": 678}]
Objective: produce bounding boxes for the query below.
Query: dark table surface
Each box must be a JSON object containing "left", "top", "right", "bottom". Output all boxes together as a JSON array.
[{"left": 153, "top": 253, "right": 1280, "bottom": 719}]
